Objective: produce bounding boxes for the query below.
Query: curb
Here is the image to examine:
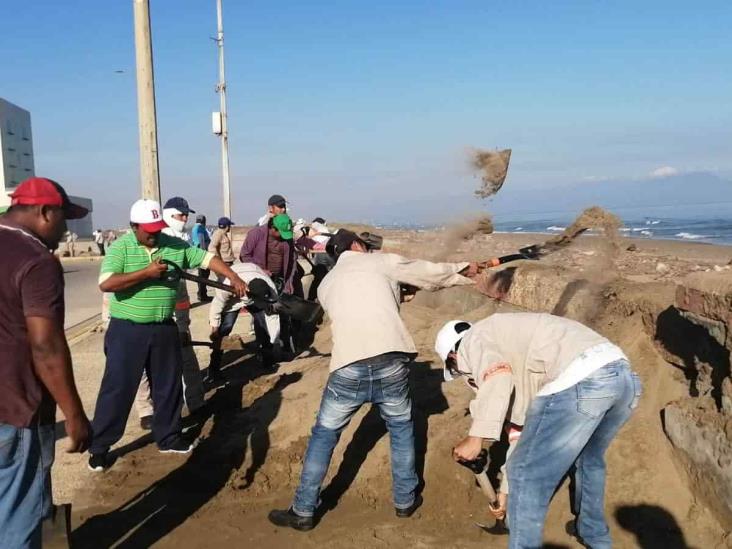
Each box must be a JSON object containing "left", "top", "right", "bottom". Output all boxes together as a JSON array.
[
  {"left": 66, "top": 314, "right": 102, "bottom": 346},
  {"left": 58, "top": 256, "right": 103, "bottom": 264}
]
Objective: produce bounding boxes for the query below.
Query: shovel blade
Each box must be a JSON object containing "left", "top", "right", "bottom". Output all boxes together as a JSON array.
[{"left": 474, "top": 518, "right": 508, "bottom": 535}]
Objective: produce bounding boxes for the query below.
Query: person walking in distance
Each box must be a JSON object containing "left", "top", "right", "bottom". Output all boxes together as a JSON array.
[
  {"left": 134, "top": 197, "right": 207, "bottom": 430},
  {"left": 93, "top": 228, "right": 105, "bottom": 256},
  {"left": 208, "top": 217, "right": 236, "bottom": 280},
  {"left": 436, "top": 313, "right": 642, "bottom": 548},
  {"left": 191, "top": 215, "right": 212, "bottom": 302},
  {"left": 64, "top": 230, "right": 77, "bottom": 257},
  {"left": 0, "top": 177, "right": 91, "bottom": 548},
  {"left": 268, "top": 229, "right": 480, "bottom": 530},
  {"left": 88, "top": 199, "right": 248, "bottom": 471}
]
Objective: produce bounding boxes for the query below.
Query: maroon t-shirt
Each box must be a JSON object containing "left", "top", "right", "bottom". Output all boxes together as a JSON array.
[{"left": 0, "top": 220, "right": 65, "bottom": 427}]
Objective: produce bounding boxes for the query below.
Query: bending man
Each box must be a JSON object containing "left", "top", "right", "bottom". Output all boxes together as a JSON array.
[{"left": 436, "top": 313, "right": 642, "bottom": 549}]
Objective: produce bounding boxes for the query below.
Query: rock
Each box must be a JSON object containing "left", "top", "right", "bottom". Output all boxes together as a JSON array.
[
  {"left": 676, "top": 272, "right": 732, "bottom": 323},
  {"left": 626, "top": 244, "right": 638, "bottom": 252},
  {"left": 664, "top": 400, "right": 732, "bottom": 529},
  {"left": 656, "top": 262, "right": 670, "bottom": 274}
]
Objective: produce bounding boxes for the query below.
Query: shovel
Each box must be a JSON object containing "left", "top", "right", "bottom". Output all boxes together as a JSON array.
[
  {"left": 457, "top": 449, "right": 508, "bottom": 535},
  {"left": 161, "top": 260, "right": 324, "bottom": 324},
  {"left": 161, "top": 259, "right": 238, "bottom": 293}
]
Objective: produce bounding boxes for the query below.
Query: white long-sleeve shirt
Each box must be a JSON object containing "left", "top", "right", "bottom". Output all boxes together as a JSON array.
[
  {"left": 209, "top": 262, "right": 280, "bottom": 343},
  {"left": 317, "top": 251, "right": 472, "bottom": 372}
]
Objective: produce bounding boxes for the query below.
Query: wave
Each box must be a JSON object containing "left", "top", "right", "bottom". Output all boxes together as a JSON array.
[
  {"left": 546, "top": 226, "right": 566, "bottom": 231},
  {"left": 676, "top": 232, "right": 711, "bottom": 240},
  {"left": 640, "top": 230, "right": 653, "bottom": 237}
]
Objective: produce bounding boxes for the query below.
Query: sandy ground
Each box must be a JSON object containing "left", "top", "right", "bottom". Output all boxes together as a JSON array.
[{"left": 53, "top": 231, "right": 732, "bottom": 548}]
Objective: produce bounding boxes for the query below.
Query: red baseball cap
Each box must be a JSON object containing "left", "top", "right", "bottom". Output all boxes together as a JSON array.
[{"left": 10, "top": 177, "right": 89, "bottom": 220}]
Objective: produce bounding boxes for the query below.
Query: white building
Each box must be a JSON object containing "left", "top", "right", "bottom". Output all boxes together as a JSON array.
[
  {"left": 1, "top": 98, "right": 94, "bottom": 236},
  {"left": 0, "top": 98, "right": 34, "bottom": 205}
]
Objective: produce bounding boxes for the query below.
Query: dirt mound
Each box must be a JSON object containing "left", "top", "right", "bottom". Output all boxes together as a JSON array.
[{"left": 471, "top": 149, "right": 512, "bottom": 198}]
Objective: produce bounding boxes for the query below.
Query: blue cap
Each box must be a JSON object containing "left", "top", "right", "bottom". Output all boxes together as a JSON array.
[
  {"left": 218, "top": 216, "right": 233, "bottom": 227},
  {"left": 163, "top": 196, "right": 195, "bottom": 214}
]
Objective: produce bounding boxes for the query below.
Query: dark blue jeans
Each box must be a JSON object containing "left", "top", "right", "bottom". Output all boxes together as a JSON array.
[
  {"left": 0, "top": 421, "right": 55, "bottom": 549},
  {"left": 292, "top": 353, "right": 418, "bottom": 517},
  {"left": 507, "top": 359, "right": 642, "bottom": 549},
  {"left": 210, "top": 308, "right": 272, "bottom": 372}
]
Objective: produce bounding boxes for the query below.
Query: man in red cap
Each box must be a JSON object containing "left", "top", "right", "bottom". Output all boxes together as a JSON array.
[
  {"left": 0, "top": 177, "right": 91, "bottom": 547},
  {"left": 89, "top": 199, "right": 248, "bottom": 470}
]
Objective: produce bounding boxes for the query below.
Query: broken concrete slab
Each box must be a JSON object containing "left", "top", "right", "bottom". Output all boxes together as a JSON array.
[{"left": 664, "top": 399, "right": 732, "bottom": 530}]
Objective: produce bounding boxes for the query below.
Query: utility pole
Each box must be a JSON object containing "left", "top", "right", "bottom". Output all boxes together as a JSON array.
[
  {"left": 214, "top": 0, "right": 232, "bottom": 218},
  {"left": 133, "top": 0, "right": 161, "bottom": 202}
]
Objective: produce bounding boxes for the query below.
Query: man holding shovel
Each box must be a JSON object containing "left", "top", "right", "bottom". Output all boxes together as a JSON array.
[
  {"left": 435, "top": 313, "right": 642, "bottom": 548},
  {"left": 88, "top": 199, "right": 247, "bottom": 471},
  {"left": 268, "top": 229, "right": 480, "bottom": 530}
]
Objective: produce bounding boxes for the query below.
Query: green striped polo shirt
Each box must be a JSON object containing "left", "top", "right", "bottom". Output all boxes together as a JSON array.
[{"left": 100, "top": 231, "right": 213, "bottom": 323}]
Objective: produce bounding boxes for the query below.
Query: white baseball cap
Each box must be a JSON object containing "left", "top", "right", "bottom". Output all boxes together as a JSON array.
[{"left": 130, "top": 199, "right": 168, "bottom": 233}]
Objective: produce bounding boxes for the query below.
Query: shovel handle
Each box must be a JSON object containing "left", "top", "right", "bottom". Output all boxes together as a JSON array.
[{"left": 161, "top": 259, "right": 237, "bottom": 293}]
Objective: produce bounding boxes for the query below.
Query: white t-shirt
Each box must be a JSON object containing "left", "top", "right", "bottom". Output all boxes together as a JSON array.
[{"left": 536, "top": 342, "right": 627, "bottom": 396}]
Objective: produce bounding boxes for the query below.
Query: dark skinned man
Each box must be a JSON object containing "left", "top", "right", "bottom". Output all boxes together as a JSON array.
[{"left": 0, "top": 177, "right": 91, "bottom": 548}]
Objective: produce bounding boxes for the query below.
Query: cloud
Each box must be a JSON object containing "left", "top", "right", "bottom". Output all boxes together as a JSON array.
[
  {"left": 649, "top": 166, "right": 679, "bottom": 178},
  {"left": 582, "top": 175, "right": 611, "bottom": 183}
]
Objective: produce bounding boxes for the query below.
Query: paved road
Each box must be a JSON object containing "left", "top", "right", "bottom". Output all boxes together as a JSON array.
[{"left": 62, "top": 258, "right": 103, "bottom": 329}]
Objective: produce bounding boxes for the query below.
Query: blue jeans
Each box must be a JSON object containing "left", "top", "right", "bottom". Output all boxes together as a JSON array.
[
  {"left": 0, "top": 421, "right": 55, "bottom": 549},
  {"left": 292, "top": 352, "right": 418, "bottom": 516},
  {"left": 507, "top": 360, "right": 642, "bottom": 549}
]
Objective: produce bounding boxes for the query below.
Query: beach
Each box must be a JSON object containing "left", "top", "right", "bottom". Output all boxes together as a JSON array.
[{"left": 55, "top": 229, "right": 732, "bottom": 548}]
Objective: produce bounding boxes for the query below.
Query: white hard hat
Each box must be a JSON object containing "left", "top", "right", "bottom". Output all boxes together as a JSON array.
[{"left": 435, "top": 320, "right": 472, "bottom": 381}]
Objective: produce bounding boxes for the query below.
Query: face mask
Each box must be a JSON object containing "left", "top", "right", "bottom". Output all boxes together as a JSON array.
[{"left": 163, "top": 208, "right": 189, "bottom": 235}]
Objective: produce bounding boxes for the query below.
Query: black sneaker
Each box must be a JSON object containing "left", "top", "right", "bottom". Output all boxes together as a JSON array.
[
  {"left": 395, "top": 495, "right": 423, "bottom": 518},
  {"left": 88, "top": 453, "right": 110, "bottom": 472},
  {"left": 268, "top": 508, "right": 315, "bottom": 531},
  {"left": 159, "top": 438, "right": 195, "bottom": 454},
  {"left": 140, "top": 416, "right": 153, "bottom": 431}
]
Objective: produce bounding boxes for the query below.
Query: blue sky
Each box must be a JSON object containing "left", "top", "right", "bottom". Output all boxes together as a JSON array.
[{"left": 2, "top": 1, "right": 731, "bottom": 226}]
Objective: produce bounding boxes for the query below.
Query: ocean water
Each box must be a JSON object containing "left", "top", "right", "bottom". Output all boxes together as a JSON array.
[{"left": 491, "top": 204, "right": 732, "bottom": 246}]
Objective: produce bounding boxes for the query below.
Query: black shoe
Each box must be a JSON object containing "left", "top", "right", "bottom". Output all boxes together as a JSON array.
[
  {"left": 268, "top": 508, "right": 314, "bottom": 531},
  {"left": 198, "top": 295, "right": 213, "bottom": 303},
  {"left": 395, "top": 495, "right": 423, "bottom": 518},
  {"left": 88, "top": 453, "right": 111, "bottom": 472},
  {"left": 140, "top": 416, "right": 153, "bottom": 431},
  {"left": 159, "top": 438, "right": 195, "bottom": 454}
]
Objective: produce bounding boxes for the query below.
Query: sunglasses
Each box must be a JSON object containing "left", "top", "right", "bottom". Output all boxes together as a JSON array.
[{"left": 446, "top": 355, "right": 477, "bottom": 389}]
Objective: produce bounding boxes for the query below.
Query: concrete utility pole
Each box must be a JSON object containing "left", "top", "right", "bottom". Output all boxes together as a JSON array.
[
  {"left": 215, "top": 0, "right": 232, "bottom": 218},
  {"left": 133, "top": 0, "right": 161, "bottom": 202}
]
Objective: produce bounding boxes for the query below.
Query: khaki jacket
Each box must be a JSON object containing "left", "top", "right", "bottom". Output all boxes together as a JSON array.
[
  {"left": 457, "top": 313, "right": 609, "bottom": 441},
  {"left": 318, "top": 251, "right": 472, "bottom": 372},
  {"left": 209, "top": 228, "right": 235, "bottom": 263}
]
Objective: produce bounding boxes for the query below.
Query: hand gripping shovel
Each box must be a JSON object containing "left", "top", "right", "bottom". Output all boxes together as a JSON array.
[
  {"left": 161, "top": 260, "right": 323, "bottom": 324},
  {"left": 457, "top": 449, "right": 508, "bottom": 534}
]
